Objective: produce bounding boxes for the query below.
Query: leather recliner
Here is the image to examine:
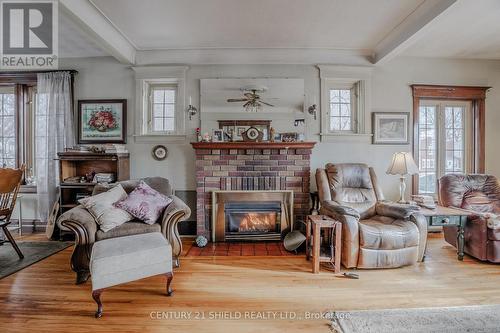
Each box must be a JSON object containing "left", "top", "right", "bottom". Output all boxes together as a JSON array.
[
  {"left": 438, "top": 174, "right": 500, "bottom": 263},
  {"left": 316, "top": 163, "right": 427, "bottom": 268}
]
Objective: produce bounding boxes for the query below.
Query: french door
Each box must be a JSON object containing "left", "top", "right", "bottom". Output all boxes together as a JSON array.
[{"left": 416, "top": 100, "right": 473, "bottom": 195}]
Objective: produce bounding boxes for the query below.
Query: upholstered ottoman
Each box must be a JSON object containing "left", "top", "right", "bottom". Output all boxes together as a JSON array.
[{"left": 90, "top": 232, "right": 173, "bottom": 318}]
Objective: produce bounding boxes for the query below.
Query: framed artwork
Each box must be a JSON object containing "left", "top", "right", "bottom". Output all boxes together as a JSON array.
[
  {"left": 78, "top": 99, "right": 127, "bottom": 144},
  {"left": 372, "top": 112, "right": 409, "bottom": 145},
  {"left": 212, "top": 129, "right": 224, "bottom": 142},
  {"left": 280, "top": 132, "right": 298, "bottom": 143}
]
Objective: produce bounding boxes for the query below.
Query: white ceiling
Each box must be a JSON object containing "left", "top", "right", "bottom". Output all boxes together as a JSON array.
[
  {"left": 403, "top": 0, "right": 500, "bottom": 59},
  {"left": 90, "top": 0, "right": 424, "bottom": 50},
  {"left": 57, "top": 0, "right": 500, "bottom": 62},
  {"left": 59, "top": 9, "right": 107, "bottom": 58}
]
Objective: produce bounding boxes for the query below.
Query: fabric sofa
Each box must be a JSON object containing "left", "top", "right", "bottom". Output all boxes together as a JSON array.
[
  {"left": 57, "top": 177, "right": 191, "bottom": 284},
  {"left": 316, "top": 163, "right": 427, "bottom": 268},
  {"left": 438, "top": 174, "right": 500, "bottom": 263}
]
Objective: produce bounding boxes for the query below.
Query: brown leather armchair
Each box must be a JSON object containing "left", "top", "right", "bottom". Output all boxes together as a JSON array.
[
  {"left": 57, "top": 177, "right": 191, "bottom": 284},
  {"left": 316, "top": 163, "right": 427, "bottom": 269},
  {"left": 438, "top": 174, "right": 500, "bottom": 263}
]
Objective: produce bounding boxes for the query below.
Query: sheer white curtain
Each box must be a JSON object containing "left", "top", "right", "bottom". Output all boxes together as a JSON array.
[{"left": 36, "top": 72, "right": 74, "bottom": 236}]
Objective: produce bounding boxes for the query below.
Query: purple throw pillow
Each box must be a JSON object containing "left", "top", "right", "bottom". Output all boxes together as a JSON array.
[{"left": 114, "top": 181, "right": 173, "bottom": 224}]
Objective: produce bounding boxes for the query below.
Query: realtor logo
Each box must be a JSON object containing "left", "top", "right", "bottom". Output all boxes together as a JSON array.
[{"left": 1, "top": 0, "right": 58, "bottom": 69}]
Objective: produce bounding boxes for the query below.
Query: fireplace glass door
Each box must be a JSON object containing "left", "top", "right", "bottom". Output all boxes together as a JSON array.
[{"left": 224, "top": 201, "right": 281, "bottom": 241}]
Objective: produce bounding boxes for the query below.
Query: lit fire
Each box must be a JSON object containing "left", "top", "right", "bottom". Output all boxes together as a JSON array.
[{"left": 238, "top": 213, "right": 276, "bottom": 232}]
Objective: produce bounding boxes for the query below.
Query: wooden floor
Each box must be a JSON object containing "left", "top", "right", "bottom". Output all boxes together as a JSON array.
[{"left": 1, "top": 233, "right": 500, "bottom": 333}]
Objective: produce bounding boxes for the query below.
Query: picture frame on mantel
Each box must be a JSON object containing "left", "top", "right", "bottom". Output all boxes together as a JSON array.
[
  {"left": 372, "top": 112, "right": 409, "bottom": 145},
  {"left": 78, "top": 99, "right": 127, "bottom": 144}
]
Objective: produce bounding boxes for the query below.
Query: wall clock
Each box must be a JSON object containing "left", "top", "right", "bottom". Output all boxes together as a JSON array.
[
  {"left": 152, "top": 145, "right": 168, "bottom": 161},
  {"left": 242, "top": 127, "right": 263, "bottom": 142}
]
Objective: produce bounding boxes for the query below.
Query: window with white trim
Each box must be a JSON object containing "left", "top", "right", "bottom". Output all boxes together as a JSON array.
[
  {"left": 133, "top": 66, "right": 187, "bottom": 140},
  {"left": 417, "top": 100, "right": 472, "bottom": 194},
  {"left": 329, "top": 86, "right": 356, "bottom": 132},
  {"left": 149, "top": 84, "right": 177, "bottom": 133}
]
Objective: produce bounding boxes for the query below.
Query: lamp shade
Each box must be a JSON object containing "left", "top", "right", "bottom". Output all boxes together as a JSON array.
[{"left": 386, "top": 152, "right": 419, "bottom": 176}]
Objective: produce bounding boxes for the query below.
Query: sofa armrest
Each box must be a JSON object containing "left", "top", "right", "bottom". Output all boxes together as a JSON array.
[
  {"left": 57, "top": 205, "right": 97, "bottom": 284},
  {"left": 57, "top": 205, "right": 97, "bottom": 244},
  {"left": 160, "top": 195, "right": 191, "bottom": 266},
  {"left": 319, "top": 200, "right": 360, "bottom": 268},
  {"left": 376, "top": 201, "right": 421, "bottom": 220}
]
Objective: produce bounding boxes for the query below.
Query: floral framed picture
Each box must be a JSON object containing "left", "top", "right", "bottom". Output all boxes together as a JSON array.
[
  {"left": 372, "top": 112, "right": 409, "bottom": 145},
  {"left": 78, "top": 99, "right": 127, "bottom": 144}
]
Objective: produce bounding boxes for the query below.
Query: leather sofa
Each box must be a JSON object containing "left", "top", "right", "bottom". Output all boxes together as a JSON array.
[
  {"left": 316, "top": 163, "right": 427, "bottom": 268},
  {"left": 438, "top": 174, "right": 500, "bottom": 263},
  {"left": 57, "top": 177, "right": 191, "bottom": 284}
]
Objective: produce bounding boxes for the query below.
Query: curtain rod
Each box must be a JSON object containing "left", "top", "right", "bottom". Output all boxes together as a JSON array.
[{"left": 0, "top": 70, "right": 78, "bottom": 75}]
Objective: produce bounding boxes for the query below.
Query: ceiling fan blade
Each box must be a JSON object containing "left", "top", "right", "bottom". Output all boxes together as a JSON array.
[
  {"left": 227, "top": 98, "right": 248, "bottom": 102},
  {"left": 259, "top": 100, "right": 274, "bottom": 107}
]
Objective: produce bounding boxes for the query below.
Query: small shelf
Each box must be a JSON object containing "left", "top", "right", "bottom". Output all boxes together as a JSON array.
[
  {"left": 60, "top": 182, "right": 97, "bottom": 187},
  {"left": 57, "top": 152, "right": 130, "bottom": 229},
  {"left": 61, "top": 204, "right": 78, "bottom": 208}
]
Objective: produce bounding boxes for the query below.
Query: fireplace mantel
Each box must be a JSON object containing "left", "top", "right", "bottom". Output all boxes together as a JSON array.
[{"left": 191, "top": 142, "right": 316, "bottom": 149}]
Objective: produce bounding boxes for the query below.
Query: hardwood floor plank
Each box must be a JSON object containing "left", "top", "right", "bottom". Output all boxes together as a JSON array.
[{"left": 2, "top": 234, "right": 500, "bottom": 333}]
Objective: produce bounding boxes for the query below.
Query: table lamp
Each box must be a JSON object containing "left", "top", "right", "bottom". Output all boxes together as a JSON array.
[{"left": 386, "top": 152, "right": 419, "bottom": 203}]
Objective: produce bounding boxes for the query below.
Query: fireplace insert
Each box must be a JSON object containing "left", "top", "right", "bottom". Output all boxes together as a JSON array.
[{"left": 224, "top": 201, "right": 281, "bottom": 241}]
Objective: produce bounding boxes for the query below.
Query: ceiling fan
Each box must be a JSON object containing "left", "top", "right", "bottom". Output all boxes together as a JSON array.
[{"left": 227, "top": 88, "right": 274, "bottom": 111}]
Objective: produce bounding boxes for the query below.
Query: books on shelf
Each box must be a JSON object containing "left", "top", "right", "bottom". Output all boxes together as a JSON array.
[
  {"left": 104, "top": 144, "right": 128, "bottom": 154},
  {"left": 93, "top": 173, "right": 115, "bottom": 183},
  {"left": 411, "top": 195, "right": 437, "bottom": 209},
  {"left": 64, "top": 144, "right": 128, "bottom": 154}
]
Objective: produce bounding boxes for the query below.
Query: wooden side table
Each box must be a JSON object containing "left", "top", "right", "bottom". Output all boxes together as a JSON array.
[
  {"left": 420, "top": 206, "right": 471, "bottom": 261},
  {"left": 306, "top": 215, "right": 342, "bottom": 274}
]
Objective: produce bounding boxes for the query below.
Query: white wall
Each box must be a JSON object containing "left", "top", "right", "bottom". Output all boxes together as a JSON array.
[{"left": 54, "top": 56, "right": 500, "bottom": 204}]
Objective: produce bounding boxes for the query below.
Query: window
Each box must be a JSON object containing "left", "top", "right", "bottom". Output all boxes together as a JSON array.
[
  {"left": 318, "top": 65, "right": 371, "bottom": 139},
  {"left": 0, "top": 87, "right": 16, "bottom": 168},
  {"left": 329, "top": 88, "right": 354, "bottom": 131},
  {"left": 133, "top": 66, "right": 187, "bottom": 140},
  {"left": 417, "top": 100, "right": 472, "bottom": 194},
  {"left": 150, "top": 84, "right": 177, "bottom": 133}
]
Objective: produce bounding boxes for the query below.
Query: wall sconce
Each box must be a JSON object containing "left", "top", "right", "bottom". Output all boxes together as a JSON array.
[
  {"left": 187, "top": 96, "right": 197, "bottom": 120},
  {"left": 187, "top": 104, "right": 197, "bottom": 120},
  {"left": 308, "top": 104, "right": 317, "bottom": 120}
]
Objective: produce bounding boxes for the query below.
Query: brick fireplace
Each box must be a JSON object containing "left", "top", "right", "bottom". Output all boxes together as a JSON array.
[{"left": 191, "top": 142, "right": 316, "bottom": 240}]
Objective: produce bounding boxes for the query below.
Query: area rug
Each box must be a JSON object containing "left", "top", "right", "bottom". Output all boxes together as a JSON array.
[
  {"left": 330, "top": 304, "right": 500, "bottom": 333},
  {"left": 0, "top": 241, "right": 72, "bottom": 280}
]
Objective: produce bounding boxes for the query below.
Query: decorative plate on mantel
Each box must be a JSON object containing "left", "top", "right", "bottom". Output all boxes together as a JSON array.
[{"left": 241, "top": 127, "right": 264, "bottom": 142}]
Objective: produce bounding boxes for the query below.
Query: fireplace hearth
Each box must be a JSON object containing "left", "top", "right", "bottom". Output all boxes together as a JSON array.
[{"left": 212, "top": 191, "right": 293, "bottom": 242}]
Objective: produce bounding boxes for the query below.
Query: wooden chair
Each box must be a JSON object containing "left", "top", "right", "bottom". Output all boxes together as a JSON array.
[{"left": 0, "top": 164, "right": 26, "bottom": 259}]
